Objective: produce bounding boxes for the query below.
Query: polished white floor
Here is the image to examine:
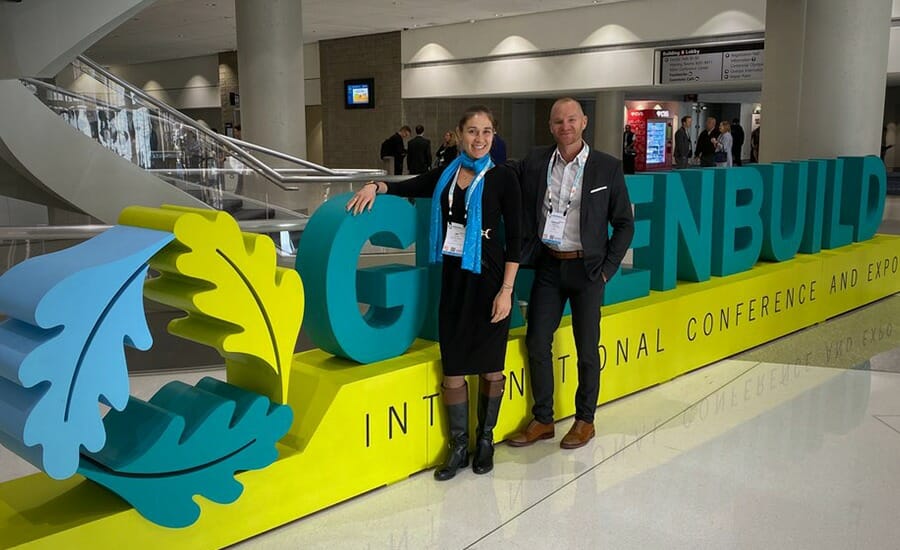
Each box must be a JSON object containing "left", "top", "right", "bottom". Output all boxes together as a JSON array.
[
  {"left": 2, "top": 340, "right": 899, "bottom": 549},
  {"left": 234, "top": 358, "right": 900, "bottom": 550}
]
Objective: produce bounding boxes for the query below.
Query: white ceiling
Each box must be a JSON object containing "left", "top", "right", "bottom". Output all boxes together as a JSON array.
[{"left": 86, "top": 0, "right": 632, "bottom": 65}]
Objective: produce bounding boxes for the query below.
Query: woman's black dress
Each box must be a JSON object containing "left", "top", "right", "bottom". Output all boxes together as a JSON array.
[{"left": 386, "top": 164, "right": 521, "bottom": 375}]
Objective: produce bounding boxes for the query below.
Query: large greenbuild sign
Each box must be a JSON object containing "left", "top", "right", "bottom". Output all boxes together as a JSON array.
[{"left": 298, "top": 156, "right": 887, "bottom": 362}]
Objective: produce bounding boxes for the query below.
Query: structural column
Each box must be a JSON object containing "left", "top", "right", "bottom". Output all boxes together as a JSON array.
[
  {"left": 760, "top": 0, "right": 891, "bottom": 162},
  {"left": 593, "top": 91, "right": 625, "bottom": 158},
  {"left": 758, "top": 0, "right": 807, "bottom": 162},
  {"left": 235, "top": 0, "right": 310, "bottom": 212}
]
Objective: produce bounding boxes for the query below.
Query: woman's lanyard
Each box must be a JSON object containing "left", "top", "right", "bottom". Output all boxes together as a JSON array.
[
  {"left": 545, "top": 154, "right": 586, "bottom": 217},
  {"left": 447, "top": 164, "right": 491, "bottom": 220}
]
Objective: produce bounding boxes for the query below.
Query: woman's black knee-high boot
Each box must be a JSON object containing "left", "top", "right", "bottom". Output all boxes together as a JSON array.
[
  {"left": 434, "top": 382, "right": 469, "bottom": 481},
  {"left": 473, "top": 375, "right": 505, "bottom": 475}
]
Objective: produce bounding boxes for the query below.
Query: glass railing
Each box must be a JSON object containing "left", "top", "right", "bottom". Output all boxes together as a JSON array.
[
  {"left": 22, "top": 56, "right": 398, "bottom": 221},
  {"left": 0, "top": 222, "right": 306, "bottom": 274},
  {"left": 0, "top": 219, "right": 412, "bottom": 277},
  {"left": 0, "top": 223, "right": 310, "bottom": 374}
]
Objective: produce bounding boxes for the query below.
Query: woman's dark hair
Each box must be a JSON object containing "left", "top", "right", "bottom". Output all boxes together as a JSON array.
[{"left": 457, "top": 105, "right": 496, "bottom": 132}]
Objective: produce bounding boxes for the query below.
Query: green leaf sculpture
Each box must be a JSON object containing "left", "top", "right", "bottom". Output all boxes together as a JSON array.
[
  {"left": 78, "top": 377, "right": 292, "bottom": 528},
  {"left": 0, "top": 225, "right": 174, "bottom": 479},
  {"left": 118, "top": 205, "right": 304, "bottom": 404}
]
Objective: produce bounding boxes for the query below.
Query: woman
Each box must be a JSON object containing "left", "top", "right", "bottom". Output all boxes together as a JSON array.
[
  {"left": 434, "top": 130, "right": 459, "bottom": 168},
  {"left": 347, "top": 106, "right": 521, "bottom": 481},
  {"left": 715, "top": 120, "right": 733, "bottom": 167}
]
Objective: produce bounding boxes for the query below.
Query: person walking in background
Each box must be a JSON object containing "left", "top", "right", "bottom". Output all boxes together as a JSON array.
[
  {"left": 407, "top": 125, "right": 432, "bottom": 175},
  {"left": 380, "top": 125, "right": 411, "bottom": 175},
  {"left": 694, "top": 116, "right": 720, "bottom": 167},
  {"left": 348, "top": 106, "right": 521, "bottom": 481},
  {"left": 674, "top": 115, "right": 692, "bottom": 169},
  {"left": 508, "top": 97, "right": 634, "bottom": 451},
  {"left": 881, "top": 126, "right": 893, "bottom": 161},
  {"left": 435, "top": 130, "right": 459, "bottom": 168},
  {"left": 225, "top": 124, "right": 246, "bottom": 195},
  {"left": 490, "top": 130, "right": 507, "bottom": 164},
  {"left": 730, "top": 118, "right": 745, "bottom": 166},
  {"left": 750, "top": 125, "right": 760, "bottom": 163},
  {"left": 714, "top": 120, "right": 733, "bottom": 167},
  {"left": 622, "top": 124, "right": 636, "bottom": 174}
]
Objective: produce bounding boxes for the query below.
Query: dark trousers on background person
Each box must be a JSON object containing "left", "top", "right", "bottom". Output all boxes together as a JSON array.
[
  {"left": 623, "top": 154, "right": 636, "bottom": 174},
  {"left": 525, "top": 251, "right": 605, "bottom": 424}
]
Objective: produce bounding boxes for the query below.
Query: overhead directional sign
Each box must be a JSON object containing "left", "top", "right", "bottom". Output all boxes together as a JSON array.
[{"left": 660, "top": 42, "right": 764, "bottom": 84}]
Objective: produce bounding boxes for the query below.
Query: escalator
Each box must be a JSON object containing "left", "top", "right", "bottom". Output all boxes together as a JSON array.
[
  {"left": 0, "top": 2, "right": 412, "bottom": 376},
  {"left": 1, "top": 55, "right": 385, "bottom": 226}
]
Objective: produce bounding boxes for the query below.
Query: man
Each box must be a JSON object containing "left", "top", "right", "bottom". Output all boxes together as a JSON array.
[
  {"left": 622, "top": 124, "right": 636, "bottom": 174},
  {"left": 490, "top": 131, "right": 507, "bottom": 164},
  {"left": 406, "top": 125, "right": 431, "bottom": 175},
  {"left": 694, "top": 116, "right": 719, "bottom": 167},
  {"left": 509, "top": 98, "right": 635, "bottom": 450},
  {"left": 380, "top": 125, "right": 411, "bottom": 175},
  {"left": 730, "top": 118, "right": 745, "bottom": 166},
  {"left": 674, "top": 115, "right": 692, "bottom": 169},
  {"left": 750, "top": 125, "right": 760, "bottom": 163}
]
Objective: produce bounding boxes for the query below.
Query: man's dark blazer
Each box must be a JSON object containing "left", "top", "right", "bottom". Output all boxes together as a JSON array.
[
  {"left": 674, "top": 127, "right": 692, "bottom": 161},
  {"left": 515, "top": 145, "right": 634, "bottom": 283},
  {"left": 695, "top": 128, "right": 720, "bottom": 158},
  {"left": 406, "top": 135, "right": 432, "bottom": 174},
  {"left": 380, "top": 132, "right": 406, "bottom": 175},
  {"left": 731, "top": 123, "right": 745, "bottom": 160}
]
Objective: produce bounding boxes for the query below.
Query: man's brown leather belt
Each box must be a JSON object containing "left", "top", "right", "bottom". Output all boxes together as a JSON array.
[{"left": 545, "top": 248, "right": 584, "bottom": 260}]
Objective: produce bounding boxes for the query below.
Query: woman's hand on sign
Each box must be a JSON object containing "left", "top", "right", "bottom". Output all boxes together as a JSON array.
[{"left": 346, "top": 182, "right": 381, "bottom": 215}]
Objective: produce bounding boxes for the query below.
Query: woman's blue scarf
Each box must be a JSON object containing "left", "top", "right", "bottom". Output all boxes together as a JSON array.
[{"left": 428, "top": 152, "right": 494, "bottom": 274}]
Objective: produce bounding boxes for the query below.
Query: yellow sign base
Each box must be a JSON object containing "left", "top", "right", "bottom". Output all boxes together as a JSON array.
[{"left": 2, "top": 236, "right": 899, "bottom": 548}]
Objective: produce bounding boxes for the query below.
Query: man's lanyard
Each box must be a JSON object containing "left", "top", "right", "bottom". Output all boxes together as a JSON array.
[
  {"left": 545, "top": 152, "right": 586, "bottom": 217},
  {"left": 447, "top": 164, "right": 491, "bottom": 219}
]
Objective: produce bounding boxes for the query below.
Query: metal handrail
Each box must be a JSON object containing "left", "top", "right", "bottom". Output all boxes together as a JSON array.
[
  {"left": 0, "top": 225, "right": 112, "bottom": 241},
  {"left": 74, "top": 56, "right": 390, "bottom": 188},
  {"left": 0, "top": 223, "right": 415, "bottom": 262},
  {"left": 21, "top": 78, "right": 122, "bottom": 111},
  {"left": 276, "top": 168, "right": 387, "bottom": 175},
  {"left": 73, "top": 55, "right": 293, "bottom": 188},
  {"left": 221, "top": 135, "right": 340, "bottom": 176},
  {"left": 0, "top": 220, "right": 308, "bottom": 241}
]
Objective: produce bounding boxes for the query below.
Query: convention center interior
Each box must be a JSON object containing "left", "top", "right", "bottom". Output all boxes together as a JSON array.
[{"left": 1, "top": 0, "right": 900, "bottom": 548}]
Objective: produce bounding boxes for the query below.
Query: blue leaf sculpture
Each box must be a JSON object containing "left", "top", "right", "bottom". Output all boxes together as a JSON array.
[
  {"left": 0, "top": 225, "right": 174, "bottom": 479},
  {"left": 78, "top": 377, "right": 293, "bottom": 528}
]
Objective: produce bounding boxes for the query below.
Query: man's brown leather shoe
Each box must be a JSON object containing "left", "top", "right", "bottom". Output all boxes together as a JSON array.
[
  {"left": 507, "top": 419, "right": 555, "bottom": 447},
  {"left": 560, "top": 420, "right": 595, "bottom": 449}
]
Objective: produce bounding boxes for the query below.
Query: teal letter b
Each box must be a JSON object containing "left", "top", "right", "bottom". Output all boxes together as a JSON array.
[{"left": 712, "top": 167, "right": 764, "bottom": 277}]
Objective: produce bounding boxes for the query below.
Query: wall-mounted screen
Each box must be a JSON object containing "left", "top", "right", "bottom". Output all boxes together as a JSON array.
[
  {"left": 646, "top": 121, "right": 667, "bottom": 165},
  {"left": 344, "top": 79, "right": 375, "bottom": 109}
]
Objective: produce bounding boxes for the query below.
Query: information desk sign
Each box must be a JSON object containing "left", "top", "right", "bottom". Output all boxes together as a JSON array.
[{"left": 660, "top": 41, "right": 764, "bottom": 84}]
